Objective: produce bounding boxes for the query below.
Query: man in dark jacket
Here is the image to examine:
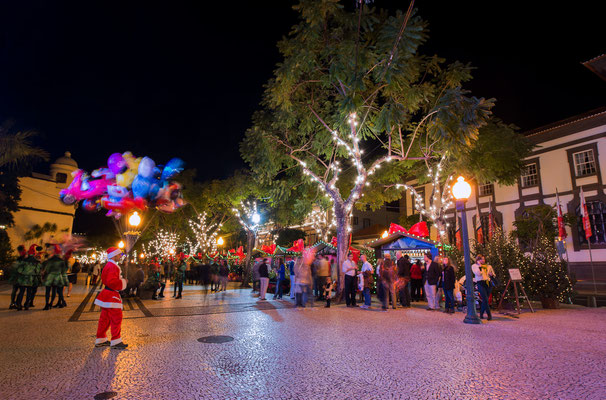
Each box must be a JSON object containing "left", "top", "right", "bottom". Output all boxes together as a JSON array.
[
  {"left": 396, "top": 252, "right": 412, "bottom": 307},
  {"left": 423, "top": 252, "right": 442, "bottom": 310}
]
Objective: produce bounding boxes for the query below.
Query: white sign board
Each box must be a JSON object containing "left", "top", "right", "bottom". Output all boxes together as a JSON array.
[{"left": 508, "top": 268, "right": 523, "bottom": 282}]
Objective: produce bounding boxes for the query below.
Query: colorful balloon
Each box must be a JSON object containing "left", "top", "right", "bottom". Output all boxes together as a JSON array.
[
  {"left": 107, "top": 153, "right": 127, "bottom": 175},
  {"left": 138, "top": 157, "right": 156, "bottom": 179}
]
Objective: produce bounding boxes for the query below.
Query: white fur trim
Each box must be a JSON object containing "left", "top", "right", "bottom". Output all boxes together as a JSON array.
[
  {"left": 95, "top": 338, "right": 108, "bottom": 344},
  {"left": 110, "top": 338, "right": 122, "bottom": 346},
  {"left": 94, "top": 299, "right": 123, "bottom": 309},
  {"left": 107, "top": 249, "right": 122, "bottom": 259}
]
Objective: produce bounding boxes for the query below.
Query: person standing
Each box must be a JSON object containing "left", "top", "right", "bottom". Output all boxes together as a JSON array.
[
  {"left": 288, "top": 259, "right": 296, "bottom": 299},
  {"left": 342, "top": 252, "right": 358, "bottom": 307},
  {"left": 42, "top": 244, "right": 67, "bottom": 310},
  {"left": 132, "top": 264, "right": 145, "bottom": 297},
  {"left": 360, "top": 254, "right": 374, "bottom": 309},
  {"left": 252, "top": 261, "right": 261, "bottom": 293},
  {"left": 94, "top": 247, "right": 128, "bottom": 349},
  {"left": 396, "top": 252, "right": 411, "bottom": 307},
  {"left": 173, "top": 255, "right": 187, "bottom": 299},
  {"left": 442, "top": 257, "right": 456, "bottom": 314},
  {"left": 424, "top": 252, "right": 441, "bottom": 311},
  {"left": 472, "top": 254, "right": 492, "bottom": 320},
  {"left": 380, "top": 253, "right": 397, "bottom": 310},
  {"left": 91, "top": 261, "right": 101, "bottom": 285},
  {"left": 410, "top": 259, "right": 423, "bottom": 302},
  {"left": 316, "top": 256, "right": 330, "bottom": 300},
  {"left": 66, "top": 260, "right": 80, "bottom": 297},
  {"left": 219, "top": 260, "right": 229, "bottom": 292},
  {"left": 273, "top": 258, "right": 285, "bottom": 300},
  {"left": 258, "top": 258, "right": 269, "bottom": 300},
  {"left": 15, "top": 245, "right": 42, "bottom": 311},
  {"left": 294, "top": 255, "right": 313, "bottom": 307},
  {"left": 8, "top": 245, "right": 26, "bottom": 309}
]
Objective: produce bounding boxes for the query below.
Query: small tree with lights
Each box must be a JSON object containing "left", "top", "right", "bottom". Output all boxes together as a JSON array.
[
  {"left": 142, "top": 229, "right": 180, "bottom": 260},
  {"left": 232, "top": 199, "right": 262, "bottom": 285},
  {"left": 187, "top": 212, "right": 221, "bottom": 256}
]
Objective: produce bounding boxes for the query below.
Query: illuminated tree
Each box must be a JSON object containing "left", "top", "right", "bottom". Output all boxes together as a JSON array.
[
  {"left": 242, "top": 0, "right": 494, "bottom": 290},
  {"left": 142, "top": 229, "right": 180, "bottom": 260},
  {"left": 232, "top": 199, "right": 262, "bottom": 284},
  {"left": 187, "top": 212, "right": 221, "bottom": 255}
]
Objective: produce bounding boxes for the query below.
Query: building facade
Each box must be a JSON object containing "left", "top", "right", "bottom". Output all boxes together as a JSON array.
[{"left": 6, "top": 152, "right": 79, "bottom": 248}]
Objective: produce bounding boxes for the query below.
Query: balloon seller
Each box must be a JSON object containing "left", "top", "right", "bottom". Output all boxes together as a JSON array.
[{"left": 94, "top": 247, "right": 129, "bottom": 349}]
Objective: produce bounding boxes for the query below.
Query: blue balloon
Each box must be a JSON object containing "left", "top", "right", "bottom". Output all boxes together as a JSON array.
[
  {"left": 132, "top": 176, "right": 151, "bottom": 199},
  {"left": 149, "top": 179, "right": 161, "bottom": 200},
  {"left": 161, "top": 158, "right": 184, "bottom": 181}
]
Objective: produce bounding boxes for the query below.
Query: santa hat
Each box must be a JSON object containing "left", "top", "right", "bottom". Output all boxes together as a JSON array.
[
  {"left": 28, "top": 244, "right": 42, "bottom": 255},
  {"left": 46, "top": 243, "right": 62, "bottom": 255},
  {"left": 17, "top": 245, "right": 27, "bottom": 257},
  {"left": 106, "top": 247, "right": 123, "bottom": 259}
]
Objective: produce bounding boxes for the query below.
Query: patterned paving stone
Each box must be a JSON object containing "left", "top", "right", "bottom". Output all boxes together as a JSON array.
[{"left": 1, "top": 281, "right": 605, "bottom": 399}]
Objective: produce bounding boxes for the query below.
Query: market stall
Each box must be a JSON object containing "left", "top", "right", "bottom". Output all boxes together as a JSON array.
[{"left": 368, "top": 231, "right": 440, "bottom": 263}]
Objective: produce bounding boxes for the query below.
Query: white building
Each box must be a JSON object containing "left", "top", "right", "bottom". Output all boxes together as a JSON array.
[{"left": 6, "top": 152, "right": 78, "bottom": 248}]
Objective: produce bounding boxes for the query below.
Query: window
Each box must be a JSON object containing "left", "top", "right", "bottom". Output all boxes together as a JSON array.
[
  {"left": 573, "top": 150, "right": 597, "bottom": 177},
  {"left": 55, "top": 173, "right": 67, "bottom": 183},
  {"left": 363, "top": 218, "right": 371, "bottom": 228},
  {"left": 576, "top": 200, "right": 606, "bottom": 245},
  {"left": 520, "top": 163, "right": 539, "bottom": 188},
  {"left": 385, "top": 200, "right": 400, "bottom": 212},
  {"left": 478, "top": 183, "right": 494, "bottom": 196},
  {"left": 352, "top": 216, "right": 359, "bottom": 226}
]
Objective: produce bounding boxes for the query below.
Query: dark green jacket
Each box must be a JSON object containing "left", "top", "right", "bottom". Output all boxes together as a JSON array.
[
  {"left": 43, "top": 256, "right": 67, "bottom": 287},
  {"left": 7, "top": 257, "right": 25, "bottom": 285},
  {"left": 175, "top": 262, "right": 187, "bottom": 283},
  {"left": 16, "top": 256, "right": 41, "bottom": 287}
]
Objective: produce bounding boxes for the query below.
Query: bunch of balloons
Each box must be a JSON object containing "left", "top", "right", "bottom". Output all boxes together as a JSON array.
[{"left": 60, "top": 151, "right": 185, "bottom": 219}]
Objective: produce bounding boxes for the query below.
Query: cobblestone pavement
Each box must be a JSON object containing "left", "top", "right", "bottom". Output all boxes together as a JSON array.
[{"left": 1, "top": 280, "right": 605, "bottom": 400}]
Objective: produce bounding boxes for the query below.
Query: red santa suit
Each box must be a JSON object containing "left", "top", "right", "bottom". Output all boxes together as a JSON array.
[{"left": 94, "top": 249, "right": 127, "bottom": 346}]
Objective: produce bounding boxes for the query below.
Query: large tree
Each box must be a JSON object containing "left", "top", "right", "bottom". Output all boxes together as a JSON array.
[{"left": 241, "top": 0, "right": 494, "bottom": 289}]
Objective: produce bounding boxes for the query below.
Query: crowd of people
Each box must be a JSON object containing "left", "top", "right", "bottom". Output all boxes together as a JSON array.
[
  {"left": 7, "top": 245, "right": 498, "bottom": 321},
  {"left": 7, "top": 243, "right": 79, "bottom": 311}
]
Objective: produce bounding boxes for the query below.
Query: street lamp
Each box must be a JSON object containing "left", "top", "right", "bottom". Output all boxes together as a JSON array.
[
  {"left": 217, "top": 236, "right": 224, "bottom": 246},
  {"left": 452, "top": 176, "right": 481, "bottom": 325},
  {"left": 251, "top": 212, "right": 261, "bottom": 225},
  {"left": 129, "top": 211, "right": 141, "bottom": 228},
  {"left": 118, "top": 240, "right": 125, "bottom": 249}
]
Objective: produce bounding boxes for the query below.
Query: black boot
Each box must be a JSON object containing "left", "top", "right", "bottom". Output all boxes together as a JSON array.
[
  {"left": 43, "top": 304, "right": 51, "bottom": 310},
  {"left": 9, "top": 303, "right": 16, "bottom": 310}
]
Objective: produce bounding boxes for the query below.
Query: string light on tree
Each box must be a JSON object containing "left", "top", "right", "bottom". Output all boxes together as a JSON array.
[{"left": 142, "top": 229, "right": 180, "bottom": 259}]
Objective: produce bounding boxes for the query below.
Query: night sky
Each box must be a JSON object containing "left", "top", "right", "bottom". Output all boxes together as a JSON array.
[{"left": 1, "top": 1, "right": 604, "bottom": 181}]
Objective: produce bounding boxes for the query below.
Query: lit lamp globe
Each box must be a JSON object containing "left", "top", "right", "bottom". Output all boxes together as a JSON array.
[
  {"left": 140, "top": 253, "right": 145, "bottom": 259},
  {"left": 252, "top": 213, "right": 261, "bottom": 225},
  {"left": 169, "top": 248, "right": 175, "bottom": 255},
  {"left": 451, "top": 176, "right": 471, "bottom": 201},
  {"left": 129, "top": 211, "right": 141, "bottom": 227},
  {"left": 217, "top": 237, "right": 224, "bottom": 246},
  {"left": 381, "top": 230, "right": 388, "bottom": 238},
  {"left": 118, "top": 241, "right": 125, "bottom": 249}
]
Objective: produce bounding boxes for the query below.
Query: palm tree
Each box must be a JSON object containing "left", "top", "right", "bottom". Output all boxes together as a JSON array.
[{"left": 0, "top": 121, "right": 49, "bottom": 169}]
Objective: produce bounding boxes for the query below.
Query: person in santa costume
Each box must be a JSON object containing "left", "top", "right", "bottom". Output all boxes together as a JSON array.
[{"left": 94, "top": 247, "right": 128, "bottom": 349}]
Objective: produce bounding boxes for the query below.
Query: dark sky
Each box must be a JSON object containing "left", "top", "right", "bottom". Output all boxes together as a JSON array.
[{"left": 1, "top": 0, "right": 604, "bottom": 182}]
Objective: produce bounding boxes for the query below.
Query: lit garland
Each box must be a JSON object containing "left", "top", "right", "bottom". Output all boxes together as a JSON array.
[
  {"left": 390, "top": 154, "right": 454, "bottom": 239},
  {"left": 308, "top": 206, "right": 336, "bottom": 241},
  {"left": 232, "top": 200, "right": 261, "bottom": 233},
  {"left": 187, "top": 212, "right": 221, "bottom": 256},
  {"left": 142, "top": 229, "right": 180, "bottom": 259}
]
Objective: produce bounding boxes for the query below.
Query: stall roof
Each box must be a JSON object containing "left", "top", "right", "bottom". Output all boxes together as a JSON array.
[{"left": 368, "top": 231, "right": 438, "bottom": 249}]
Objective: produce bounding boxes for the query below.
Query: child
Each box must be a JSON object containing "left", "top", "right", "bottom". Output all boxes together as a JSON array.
[{"left": 323, "top": 277, "right": 335, "bottom": 308}]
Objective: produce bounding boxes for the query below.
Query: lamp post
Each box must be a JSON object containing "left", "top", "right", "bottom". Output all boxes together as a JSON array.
[
  {"left": 217, "top": 236, "right": 224, "bottom": 256},
  {"left": 124, "top": 211, "right": 142, "bottom": 262},
  {"left": 451, "top": 176, "right": 481, "bottom": 324}
]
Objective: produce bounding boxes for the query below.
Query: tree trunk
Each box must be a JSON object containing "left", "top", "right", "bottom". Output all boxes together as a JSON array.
[
  {"left": 241, "top": 230, "right": 256, "bottom": 287},
  {"left": 334, "top": 205, "right": 349, "bottom": 299}
]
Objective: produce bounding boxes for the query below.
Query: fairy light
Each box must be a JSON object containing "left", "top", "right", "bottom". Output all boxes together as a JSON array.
[
  {"left": 142, "top": 229, "right": 180, "bottom": 259},
  {"left": 188, "top": 212, "right": 221, "bottom": 256}
]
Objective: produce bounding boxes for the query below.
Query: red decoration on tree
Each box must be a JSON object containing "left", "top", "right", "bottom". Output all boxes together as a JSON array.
[
  {"left": 261, "top": 244, "right": 276, "bottom": 255},
  {"left": 287, "top": 239, "right": 305, "bottom": 253},
  {"left": 408, "top": 221, "right": 429, "bottom": 237},
  {"left": 388, "top": 223, "right": 407, "bottom": 235}
]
